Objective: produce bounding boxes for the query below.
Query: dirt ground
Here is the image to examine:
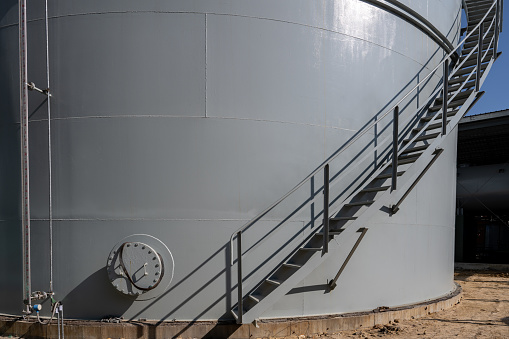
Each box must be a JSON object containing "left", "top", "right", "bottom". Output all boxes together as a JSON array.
[{"left": 289, "top": 270, "right": 509, "bottom": 339}]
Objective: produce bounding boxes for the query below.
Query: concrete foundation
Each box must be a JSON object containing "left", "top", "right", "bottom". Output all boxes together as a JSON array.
[{"left": 0, "top": 283, "right": 462, "bottom": 339}]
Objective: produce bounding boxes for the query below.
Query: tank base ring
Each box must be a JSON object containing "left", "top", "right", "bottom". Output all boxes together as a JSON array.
[{"left": 0, "top": 283, "right": 462, "bottom": 339}]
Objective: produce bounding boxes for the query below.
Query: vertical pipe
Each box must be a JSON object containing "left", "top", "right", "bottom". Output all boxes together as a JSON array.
[
  {"left": 60, "top": 304, "right": 64, "bottom": 339},
  {"left": 323, "top": 165, "right": 329, "bottom": 254},
  {"left": 19, "top": 0, "right": 31, "bottom": 312},
  {"left": 391, "top": 106, "right": 399, "bottom": 191},
  {"left": 56, "top": 306, "right": 61, "bottom": 339},
  {"left": 442, "top": 59, "right": 449, "bottom": 136},
  {"left": 237, "top": 231, "right": 243, "bottom": 323},
  {"left": 45, "top": 0, "right": 54, "bottom": 294},
  {"left": 476, "top": 22, "right": 483, "bottom": 92}
]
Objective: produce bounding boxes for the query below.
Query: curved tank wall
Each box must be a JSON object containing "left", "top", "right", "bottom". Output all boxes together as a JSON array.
[{"left": 0, "top": 0, "right": 462, "bottom": 321}]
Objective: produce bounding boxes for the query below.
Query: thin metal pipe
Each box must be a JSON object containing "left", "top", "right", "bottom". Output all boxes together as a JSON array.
[
  {"left": 60, "top": 304, "right": 64, "bottom": 339},
  {"left": 476, "top": 23, "right": 484, "bottom": 92},
  {"left": 236, "top": 232, "right": 243, "bottom": 323},
  {"left": 328, "top": 228, "right": 368, "bottom": 291},
  {"left": 442, "top": 59, "right": 449, "bottom": 136},
  {"left": 391, "top": 106, "right": 399, "bottom": 191},
  {"left": 45, "top": 0, "right": 54, "bottom": 295},
  {"left": 323, "top": 165, "right": 329, "bottom": 254},
  {"left": 391, "top": 148, "right": 444, "bottom": 214},
  {"left": 57, "top": 307, "right": 60, "bottom": 339},
  {"left": 229, "top": 0, "right": 497, "bottom": 264},
  {"left": 19, "top": 0, "right": 31, "bottom": 312}
]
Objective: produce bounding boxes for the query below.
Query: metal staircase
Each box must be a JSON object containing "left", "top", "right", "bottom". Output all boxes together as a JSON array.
[{"left": 230, "top": 0, "right": 503, "bottom": 324}]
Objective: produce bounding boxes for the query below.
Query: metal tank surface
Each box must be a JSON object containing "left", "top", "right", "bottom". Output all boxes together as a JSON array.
[{"left": 0, "top": 0, "right": 465, "bottom": 323}]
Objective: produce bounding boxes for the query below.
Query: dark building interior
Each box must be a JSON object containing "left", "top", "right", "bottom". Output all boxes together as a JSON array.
[{"left": 456, "top": 109, "right": 509, "bottom": 264}]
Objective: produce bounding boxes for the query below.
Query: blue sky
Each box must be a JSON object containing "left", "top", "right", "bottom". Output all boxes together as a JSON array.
[{"left": 467, "top": 4, "right": 509, "bottom": 115}]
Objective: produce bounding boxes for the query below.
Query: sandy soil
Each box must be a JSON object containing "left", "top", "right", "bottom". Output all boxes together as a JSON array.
[{"left": 289, "top": 270, "right": 509, "bottom": 339}]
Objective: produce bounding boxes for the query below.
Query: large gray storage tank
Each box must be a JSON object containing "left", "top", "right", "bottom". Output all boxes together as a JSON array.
[{"left": 0, "top": 0, "right": 462, "bottom": 322}]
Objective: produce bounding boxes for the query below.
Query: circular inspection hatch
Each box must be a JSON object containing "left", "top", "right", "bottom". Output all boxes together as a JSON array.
[{"left": 106, "top": 234, "right": 174, "bottom": 300}]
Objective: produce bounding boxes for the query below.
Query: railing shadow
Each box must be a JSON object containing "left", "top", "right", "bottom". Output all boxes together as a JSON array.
[{"left": 128, "top": 11, "right": 467, "bottom": 324}]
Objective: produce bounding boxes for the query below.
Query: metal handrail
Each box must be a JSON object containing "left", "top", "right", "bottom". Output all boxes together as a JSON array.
[
  {"left": 231, "top": 0, "right": 501, "bottom": 322},
  {"left": 363, "top": 0, "right": 455, "bottom": 54},
  {"left": 230, "top": 0, "right": 498, "bottom": 263}
]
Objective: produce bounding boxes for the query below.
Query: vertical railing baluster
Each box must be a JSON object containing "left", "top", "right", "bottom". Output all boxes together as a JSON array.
[
  {"left": 501, "top": 0, "right": 504, "bottom": 33},
  {"left": 494, "top": 0, "right": 500, "bottom": 57},
  {"left": 442, "top": 58, "right": 449, "bottom": 136},
  {"left": 391, "top": 106, "right": 399, "bottom": 191},
  {"left": 323, "top": 164, "right": 329, "bottom": 254},
  {"left": 237, "top": 231, "right": 243, "bottom": 323},
  {"left": 476, "top": 22, "right": 484, "bottom": 92}
]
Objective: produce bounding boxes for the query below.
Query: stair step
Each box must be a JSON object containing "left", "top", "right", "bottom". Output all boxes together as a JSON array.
[
  {"left": 468, "top": 6, "right": 493, "bottom": 14},
  {"left": 463, "top": 37, "right": 494, "bottom": 50},
  {"left": 461, "top": 44, "right": 492, "bottom": 55},
  {"left": 464, "top": 31, "right": 494, "bottom": 44},
  {"left": 299, "top": 247, "right": 322, "bottom": 252},
  {"left": 265, "top": 278, "right": 283, "bottom": 286},
  {"left": 360, "top": 185, "right": 390, "bottom": 193},
  {"left": 421, "top": 110, "right": 458, "bottom": 122},
  {"left": 375, "top": 171, "right": 404, "bottom": 179},
  {"left": 467, "top": 5, "right": 493, "bottom": 12},
  {"left": 345, "top": 200, "right": 374, "bottom": 207},
  {"left": 404, "top": 132, "right": 440, "bottom": 144},
  {"left": 248, "top": 294, "right": 260, "bottom": 303},
  {"left": 283, "top": 263, "right": 302, "bottom": 269},
  {"left": 468, "top": 12, "right": 495, "bottom": 22},
  {"left": 435, "top": 89, "right": 474, "bottom": 104},
  {"left": 453, "top": 62, "right": 488, "bottom": 77},
  {"left": 319, "top": 229, "right": 344, "bottom": 236},
  {"left": 449, "top": 74, "right": 475, "bottom": 86},
  {"left": 330, "top": 216, "right": 357, "bottom": 221},
  {"left": 413, "top": 121, "right": 449, "bottom": 133},
  {"left": 394, "top": 155, "right": 420, "bottom": 165},
  {"left": 429, "top": 98, "right": 466, "bottom": 112},
  {"left": 401, "top": 144, "right": 429, "bottom": 154},
  {"left": 468, "top": 15, "right": 495, "bottom": 26},
  {"left": 449, "top": 80, "right": 475, "bottom": 91},
  {"left": 462, "top": 53, "right": 493, "bottom": 68}
]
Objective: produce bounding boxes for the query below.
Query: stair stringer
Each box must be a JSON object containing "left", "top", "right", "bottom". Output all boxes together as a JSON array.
[{"left": 238, "top": 83, "right": 484, "bottom": 324}]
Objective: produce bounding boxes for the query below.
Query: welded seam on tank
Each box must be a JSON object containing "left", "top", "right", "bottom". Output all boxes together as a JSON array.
[
  {"left": 0, "top": 11, "right": 446, "bottom": 71},
  {"left": 25, "top": 116, "right": 360, "bottom": 133}
]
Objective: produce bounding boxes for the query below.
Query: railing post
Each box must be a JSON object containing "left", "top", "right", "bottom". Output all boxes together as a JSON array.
[
  {"left": 323, "top": 164, "right": 329, "bottom": 254},
  {"left": 476, "top": 22, "right": 484, "bottom": 92},
  {"left": 501, "top": 0, "right": 504, "bottom": 33},
  {"left": 442, "top": 58, "right": 449, "bottom": 136},
  {"left": 391, "top": 106, "right": 399, "bottom": 191},
  {"left": 494, "top": 0, "right": 500, "bottom": 57},
  {"left": 237, "top": 231, "right": 243, "bottom": 323}
]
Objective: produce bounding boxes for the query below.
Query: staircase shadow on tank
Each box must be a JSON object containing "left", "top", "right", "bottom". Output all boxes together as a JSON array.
[
  {"left": 125, "top": 42, "right": 446, "bottom": 327},
  {"left": 61, "top": 268, "right": 134, "bottom": 320}
]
